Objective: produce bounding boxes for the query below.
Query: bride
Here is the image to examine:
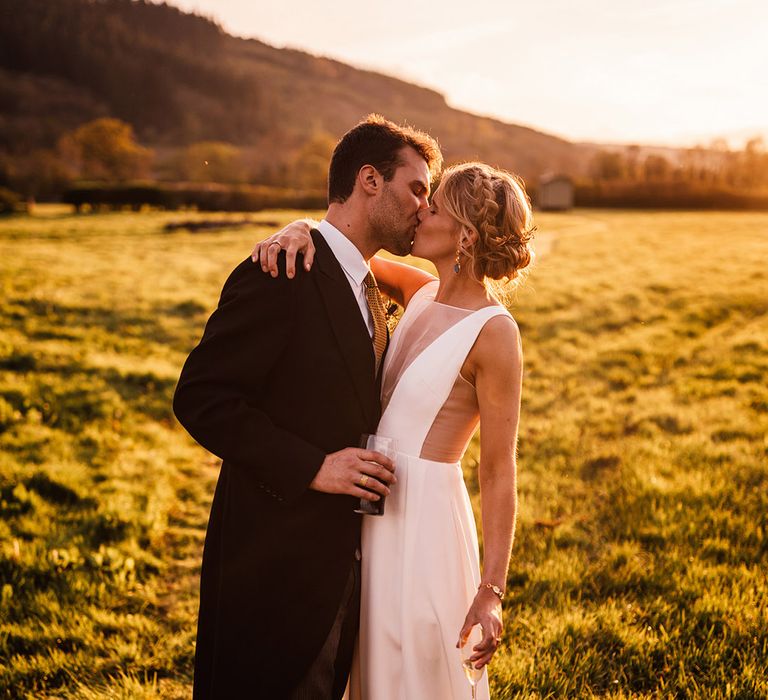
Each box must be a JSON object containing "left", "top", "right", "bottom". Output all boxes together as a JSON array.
[{"left": 253, "top": 161, "right": 533, "bottom": 699}]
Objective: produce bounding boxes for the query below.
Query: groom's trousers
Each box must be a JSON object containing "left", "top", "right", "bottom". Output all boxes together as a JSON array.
[{"left": 290, "top": 554, "right": 361, "bottom": 699}]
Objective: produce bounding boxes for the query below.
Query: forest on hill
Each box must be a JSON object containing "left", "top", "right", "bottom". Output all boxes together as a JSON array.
[
  {"left": 0, "top": 0, "right": 584, "bottom": 180},
  {"left": 1, "top": 0, "right": 766, "bottom": 210}
]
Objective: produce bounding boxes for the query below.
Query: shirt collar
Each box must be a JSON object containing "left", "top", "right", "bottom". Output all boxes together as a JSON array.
[{"left": 316, "top": 219, "right": 370, "bottom": 287}]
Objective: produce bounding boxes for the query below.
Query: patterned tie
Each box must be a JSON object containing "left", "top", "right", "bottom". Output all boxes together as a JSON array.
[{"left": 364, "top": 271, "right": 388, "bottom": 376}]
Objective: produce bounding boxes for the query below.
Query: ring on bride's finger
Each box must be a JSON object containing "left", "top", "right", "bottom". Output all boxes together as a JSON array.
[
  {"left": 359, "top": 474, "right": 369, "bottom": 487},
  {"left": 269, "top": 241, "right": 281, "bottom": 248}
]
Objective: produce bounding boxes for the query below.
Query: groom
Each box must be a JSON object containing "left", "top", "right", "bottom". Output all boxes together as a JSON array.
[{"left": 173, "top": 114, "right": 442, "bottom": 699}]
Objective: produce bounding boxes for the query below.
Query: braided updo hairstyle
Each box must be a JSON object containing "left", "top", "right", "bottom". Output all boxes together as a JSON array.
[{"left": 439, "top": 162, "right": 535, "bottom": 290}]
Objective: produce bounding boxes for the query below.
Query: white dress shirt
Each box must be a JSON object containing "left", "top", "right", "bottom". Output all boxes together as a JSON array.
[{"left": 316, "top": 219, "right": 374, "bottom": 337}]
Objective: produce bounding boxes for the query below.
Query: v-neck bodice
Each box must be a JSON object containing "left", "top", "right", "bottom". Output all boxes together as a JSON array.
[
  {"left": 352, "top": 279, "right": 512, "bottom": 700},
  {"left": 379, "top": 280, "right": 509, "bottom": 462}
]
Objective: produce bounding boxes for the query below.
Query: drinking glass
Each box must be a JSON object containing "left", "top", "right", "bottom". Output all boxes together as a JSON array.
[
  {"left": 353, "top": 434, "right": 396, "bottom": 516},
  {"left": 460, "top": 624, "right": 485, "bottom": 700}
]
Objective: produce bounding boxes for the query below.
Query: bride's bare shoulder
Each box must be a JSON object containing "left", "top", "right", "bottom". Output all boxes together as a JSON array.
[
  {"left": 461, "top": 312, "right": 522, "bottom": 389},
  {"left": 483, "top": 310, "right": 520, "bottom": 338},
  {"left": 474, "top": 312, "right": 522, "bottom": 367}
]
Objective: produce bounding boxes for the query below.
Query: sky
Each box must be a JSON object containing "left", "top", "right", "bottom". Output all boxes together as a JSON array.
[{"left": 172, "top": 0, "right": 767, "bottom": 146}]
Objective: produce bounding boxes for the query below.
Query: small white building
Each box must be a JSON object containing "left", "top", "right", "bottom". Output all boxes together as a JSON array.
[{"left": 537, "top": 174, "right": 574, "bottom": 211}]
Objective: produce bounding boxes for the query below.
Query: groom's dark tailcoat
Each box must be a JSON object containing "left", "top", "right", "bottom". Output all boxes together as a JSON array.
[{"left": 173, "top": 231, "right": 382, "bottom": 699}]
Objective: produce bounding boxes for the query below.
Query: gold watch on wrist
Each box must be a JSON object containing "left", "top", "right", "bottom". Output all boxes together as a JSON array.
[{"left": 478, "top": 582, "right": 504, "bottom": 601}]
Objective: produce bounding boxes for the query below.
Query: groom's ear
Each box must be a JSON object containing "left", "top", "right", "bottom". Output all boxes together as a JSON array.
[{"left": 358, "top": 165, "right": 382, "bottom": 196}]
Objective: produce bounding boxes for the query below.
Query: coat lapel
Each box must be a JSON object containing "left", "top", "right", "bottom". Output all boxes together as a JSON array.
[{"left": 311, "top": 230, "right": 378, "bottom": 425}]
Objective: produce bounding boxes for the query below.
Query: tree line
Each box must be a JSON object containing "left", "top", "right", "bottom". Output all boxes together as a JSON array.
[
  {"left": 589, "top": 139, "right": 768, "bottom": 191},
  {"left": 3, "top": 116, "right": 768, "bottom": 212},
  {"left": 0, "top": 117, "right": 334, "bottom": 211}
]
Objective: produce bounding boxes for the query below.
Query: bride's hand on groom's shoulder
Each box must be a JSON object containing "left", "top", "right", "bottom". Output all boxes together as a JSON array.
[
  {"left": 251, "top": 219, "right": 317, "bottom": 279},
  {"left": 457, "top": 589, "right": 504, "bottom": 669},
  {"left": 309, "top": 447, "right": 397, "bottom": 502}
]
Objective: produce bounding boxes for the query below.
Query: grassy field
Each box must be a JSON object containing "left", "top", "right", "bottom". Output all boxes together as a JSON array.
[{"left": 0, "top": 207, "right": 766, "bottom": 699}]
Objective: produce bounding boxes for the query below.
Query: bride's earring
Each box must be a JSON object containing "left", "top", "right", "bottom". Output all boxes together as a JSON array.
[{"left": 453, "top": 247, "right": 461, "bottom": 274}]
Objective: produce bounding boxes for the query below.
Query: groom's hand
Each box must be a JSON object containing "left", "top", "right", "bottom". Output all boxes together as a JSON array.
[{"left": 309, "top": 448, "right": 397, "bottom": 501}]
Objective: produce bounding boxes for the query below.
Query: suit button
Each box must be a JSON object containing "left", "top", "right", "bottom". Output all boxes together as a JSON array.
[{"left": 354, "top": 548, "right": 362, "bottom": 561}]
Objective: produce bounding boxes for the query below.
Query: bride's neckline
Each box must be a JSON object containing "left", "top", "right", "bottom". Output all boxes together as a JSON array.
[
  {"left": 425, "top": 280, "right": 502, "bottom": 313},
  {"left": 430, "top": 297, "right": 502, "bottom": 313}
]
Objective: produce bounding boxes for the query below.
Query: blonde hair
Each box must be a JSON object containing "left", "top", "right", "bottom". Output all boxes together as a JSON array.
[{"left": 439, "top": 162, "right": 535, "bottom": 297}]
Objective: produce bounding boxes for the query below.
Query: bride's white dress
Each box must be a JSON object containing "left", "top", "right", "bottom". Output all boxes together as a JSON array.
[{"left": 347, "top": 279, "right": 511, "bottom": 700}]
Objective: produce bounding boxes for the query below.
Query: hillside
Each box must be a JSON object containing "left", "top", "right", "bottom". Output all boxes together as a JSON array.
[{"left": 0, "top": 0, "right": 589, "bottom": 179}]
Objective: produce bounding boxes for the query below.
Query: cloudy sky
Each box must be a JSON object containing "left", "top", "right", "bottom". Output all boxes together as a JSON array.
[{"left": 172, "top": 0, "right": 767, "bottom": 146}]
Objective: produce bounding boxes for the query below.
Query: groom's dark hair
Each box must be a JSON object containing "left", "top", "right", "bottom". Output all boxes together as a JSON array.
[{"left": 327, "top": 114, "right": 442, "bottom": 204}]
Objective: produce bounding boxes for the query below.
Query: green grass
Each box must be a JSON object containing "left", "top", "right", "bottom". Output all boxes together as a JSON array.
[{"left": 1, "top": 207, "right": 766, "bottom": 698}]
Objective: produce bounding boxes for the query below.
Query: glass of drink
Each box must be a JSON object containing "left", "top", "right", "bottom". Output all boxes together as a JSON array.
[
  {"left": 460, "top": 624, "right": 485, "bottom": 700},
  {"left": 353, "top": 434, "right": 396, "bottom": 516}
]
